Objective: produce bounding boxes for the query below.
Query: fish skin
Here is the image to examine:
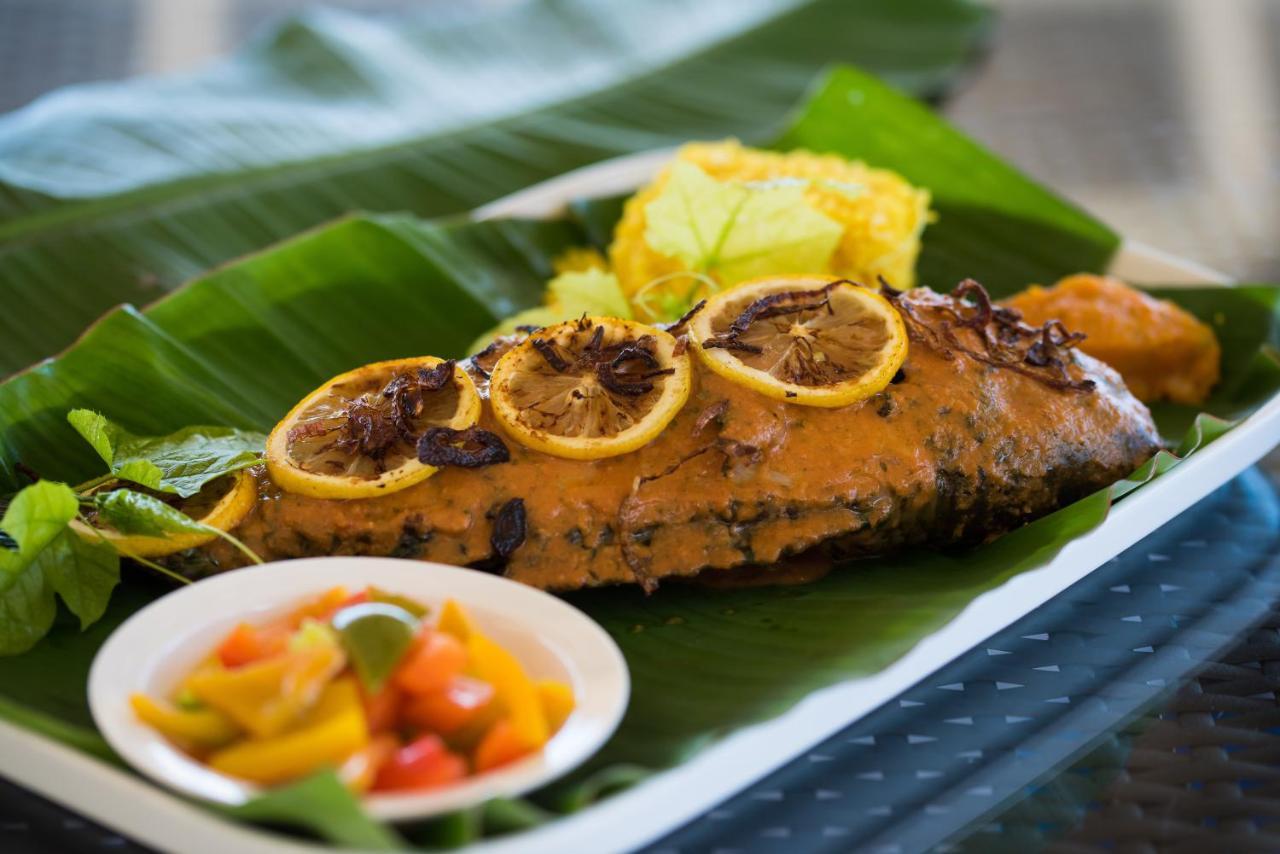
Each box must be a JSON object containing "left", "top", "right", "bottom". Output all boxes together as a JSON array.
[{"left": 194, "top": 288, "right": 1161, "bottom": 589}]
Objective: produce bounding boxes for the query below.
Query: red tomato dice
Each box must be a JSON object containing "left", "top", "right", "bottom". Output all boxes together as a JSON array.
[
  {"left": 394, "top": 630, "right": 467, "bottom": 696},
  {"left": 372, "top": 734, "right": 467, "bottom": 792},
  {"left": 403, "top": 676, "right": 495, "bottom": 736}
]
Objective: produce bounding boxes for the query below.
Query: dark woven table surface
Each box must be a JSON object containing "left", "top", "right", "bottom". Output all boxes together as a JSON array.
[
  {"left": 2, "top": 1, "right": 1279, "bottom": 852},
  {"left": 648, "top": 470, "right": 1280, "bottom": 853}
]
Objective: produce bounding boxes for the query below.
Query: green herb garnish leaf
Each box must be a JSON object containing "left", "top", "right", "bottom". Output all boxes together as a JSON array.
[
  {"left": 93, "top": 489, "right": 212, "bottom": 538},
  {"left": 643, "top": 161, "right": 843, "bottom": 288},
  {"left": 67, "top": 410, "right": 265, "bottom": 498},
  {"left": 331, "top": 602, "right": 420, "bottom": 693},
  {"left": 224, "top": 770, "right": 403, "bottom": 850},
  {"left": 0, "top": 481, "right": 79, "bottom": 578},
  {"left": 36, "top": 529, "right": 120, "bottom": 631},
  {"left": 0, "top": 561, "right": 58, "bottom": 656},
  {"left": 0, "top": 481, "right": 119, "bottom": 654}
]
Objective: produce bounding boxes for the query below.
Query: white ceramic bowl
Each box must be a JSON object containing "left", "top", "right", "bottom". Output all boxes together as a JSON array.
[{"left": 88, "top": 557, "right": 629, "bottom": 822}]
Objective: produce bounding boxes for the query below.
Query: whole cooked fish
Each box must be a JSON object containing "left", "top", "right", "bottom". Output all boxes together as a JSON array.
[{"left": 196, "top": 283, "right": 1160, "bottom": 590}]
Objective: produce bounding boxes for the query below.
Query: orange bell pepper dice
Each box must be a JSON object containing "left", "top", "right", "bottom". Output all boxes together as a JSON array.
[
  {"left": 474, "top": 719, "right": 533, "bottom": 773},
  {"left": 216, "top": 622, "right": 290, "bottom": 669},
  {"left": 394, "top": 630, "right": 467, "bottom": 696},
  {"left": 402, "top": 676, "right": 495, "bottom": 736},
  {"left": 372, "top": 734, "right": 467, "bottom": 792},
  {"left": 466, "top": 633, "right": 548, "bottom": 750}
]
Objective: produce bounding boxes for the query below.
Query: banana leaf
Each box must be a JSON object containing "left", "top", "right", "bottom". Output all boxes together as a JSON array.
[
  {"left": 0, "top": 65, "right": 1277, "bottom": 848},
  {"left": 0, "top": 0, "right": 992, "bottom": 377}
]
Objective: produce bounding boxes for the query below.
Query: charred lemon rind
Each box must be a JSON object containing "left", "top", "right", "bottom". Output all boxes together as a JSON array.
[
  {"left": 488, "top": 318, "right": 691, "bottom": 461},
  {"left": 266, "top": 357, "right": 482, "bottom": 499},
  {"left": 688, "top": 276, "right": 908, "bottom": 408},
  {"left": 70, "top": 470, "right": 257, "bottom": 558}
]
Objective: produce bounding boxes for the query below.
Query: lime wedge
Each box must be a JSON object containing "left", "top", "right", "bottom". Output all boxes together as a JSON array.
[{"left": 331, "top": 602, "right": 419, "bottom": 692}]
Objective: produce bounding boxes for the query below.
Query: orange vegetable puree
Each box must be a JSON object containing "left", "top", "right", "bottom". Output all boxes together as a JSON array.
[{"left": 1005, "top": 274, "right": 1220, "bottom": 405}]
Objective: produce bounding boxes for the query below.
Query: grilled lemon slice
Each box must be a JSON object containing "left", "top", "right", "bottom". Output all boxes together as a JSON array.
[
  {"left": 71, "top": 471, "right": 257, "bottom": 558},
  {"left": 688, "top": 276, "right": 907, "bottom": 407},
  {"left": 266, "top": 357, "right": 482, "bottom": 498},
  {"left": 488, "top": 317, "right": 691, "bottom": 460}
]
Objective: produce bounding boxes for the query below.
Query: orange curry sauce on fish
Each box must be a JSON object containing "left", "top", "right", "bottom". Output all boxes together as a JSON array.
[{"left": 197, "top": 283, "right": 1160, "bottom": 591}]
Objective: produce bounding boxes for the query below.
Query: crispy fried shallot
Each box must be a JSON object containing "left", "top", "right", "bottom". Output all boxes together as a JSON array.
[
  {"left": 417, "top": 426, "right": 511, "bottom": 468},
  {"left": 533, "top": 321, "right": 675, "bottom": 398},
  {"left": 287, "top": 362, "right": 462, "bottom": 464},
  {"left": 881, "top": 278, "right": 1095, "bottom": 393},
  {"left": 490, "top": 498, "right": 527, "bottom": 559},
  {"left": 699, "top": 281, "right": 852, "bottom": 355}
]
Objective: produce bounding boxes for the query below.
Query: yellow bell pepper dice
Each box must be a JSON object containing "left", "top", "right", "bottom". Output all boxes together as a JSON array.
[
  {"left": 208, "top": 678, "right": 369, "bottom": 787},
  {"left": 130, "top": 694, "right": 241, "bottom": 748},
  {"left": 175, "top": 657, "right": 225, "bottom": 697},
  {"left": 535, "top": 681, "right": 575, "bottom": 734},
  {"left": 465, "top": 633, "right": 548, "bottom": 749},
  {"left": 187, "top": 644, "right": 344, "bottom": 738},
  {"left": 437, "top": 599, "right": 478, "bottom": 641}
]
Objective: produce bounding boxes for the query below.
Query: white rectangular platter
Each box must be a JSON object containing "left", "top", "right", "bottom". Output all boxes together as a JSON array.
[{"left": 1, "top": 151, "right": 1277, "bottom": 854}]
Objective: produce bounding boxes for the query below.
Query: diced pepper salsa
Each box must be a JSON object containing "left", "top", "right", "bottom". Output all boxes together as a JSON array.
[{"left": 130, "top": 587, "right": 574, "bottom": 793}]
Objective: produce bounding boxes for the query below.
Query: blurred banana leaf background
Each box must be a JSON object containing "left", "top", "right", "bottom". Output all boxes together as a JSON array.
[{"left": 0, "top": 0, "right": 992, "bottom": 376}]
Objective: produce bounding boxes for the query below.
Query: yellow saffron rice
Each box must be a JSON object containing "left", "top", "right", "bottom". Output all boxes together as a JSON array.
[{"left": 609, "top": 140, "right": 932, "bottom": 318}]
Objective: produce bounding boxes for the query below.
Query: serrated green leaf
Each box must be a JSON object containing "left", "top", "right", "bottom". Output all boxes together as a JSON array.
[
  {"left": 0, "top": 481, "right": 79, "bottom": 578},
  {"left": 38, "top": 530, "right": 120, "bottom": 631},
  {"left": 0, "top": 489, "right": 119, "bottom": 653},
  {"left": 644, "top": 161, "right": 843, "bottom": 286},
  {"left": 67, "top": 410, "right": 264, "bottom": 498},
  {"left": 548, "top": 269, "right": 633, "bottom": 320},
  {"left": 0, "top": 481, "right": 119, "bottom": 652},
  {"left": 65, "top": 410, "right": 119, "bottom": 467},
  {"left": 93, "top": 490, "right": 210, "bottom": 538},
  {"left": 0, "top": 563, "right": 56, "bottom": 656}
]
